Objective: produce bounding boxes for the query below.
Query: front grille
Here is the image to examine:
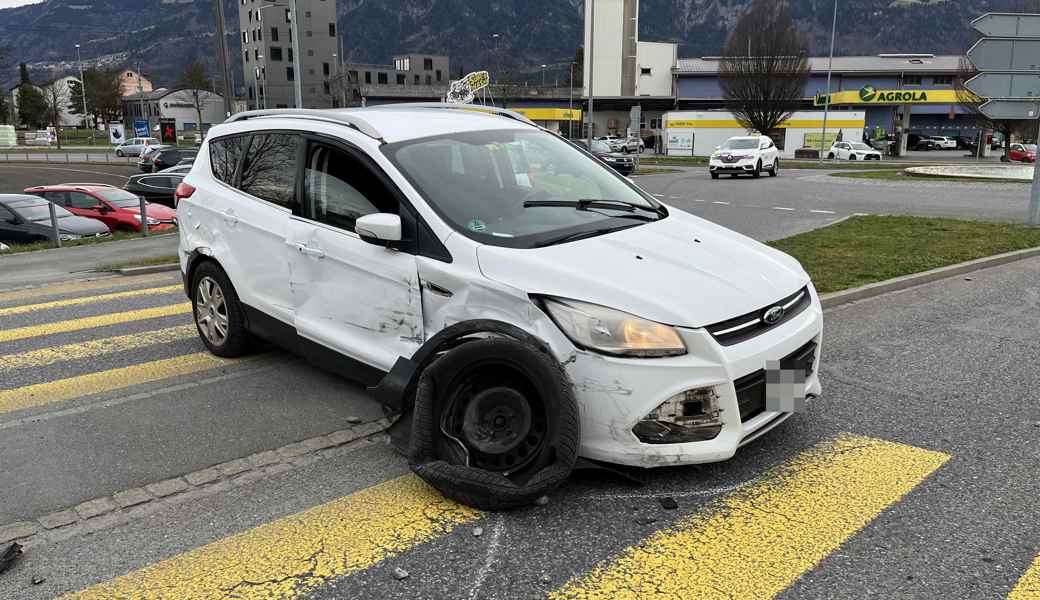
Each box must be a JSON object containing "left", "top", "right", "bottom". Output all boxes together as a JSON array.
[
  {"left": 721, "top": 155, "right": 740, "bottom": 164},
  {"left": 706, "top": 286, "right": 811, "bottom": 346},
  {"left": 735, "top": 340, "right": 817, "bottom": 422}
]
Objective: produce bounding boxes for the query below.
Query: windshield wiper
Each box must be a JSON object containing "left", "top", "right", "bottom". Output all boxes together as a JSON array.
[
  {"left": 524, "top": 198, "right": 662, "bottom": 216},
  {"left": 533, "top": 223, "right": 641, "bottom": 248}
]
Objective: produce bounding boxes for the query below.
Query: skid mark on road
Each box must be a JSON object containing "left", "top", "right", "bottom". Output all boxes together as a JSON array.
[
  {"left": 64, "top": 474, "right": 482, "bottom": 600},
  {"left": 0, "top": 284, "right": 181, "bottom": 317},
  {"left": 550, "top": 434, "right": 949, "bottom": 600},
  {"left": 0, "top": 324, "right": 197, "bottom": 372},
  {"left": 0, "top": 303, "right": 191, "bottom": 343}
]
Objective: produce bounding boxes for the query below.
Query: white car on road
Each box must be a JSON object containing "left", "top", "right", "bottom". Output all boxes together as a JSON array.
[
  {"left": 177, "top": 105, "right": 822, "bottom": 509},
  {"left": 709, "top": 135, "right": 780, "bottom": 179},
  {"left": 828, "top": 141, "right": 882, "bottom": 161},
  {"left": 930, "top": 136, "right": 957, "bottom": 150},
  {"left": 115, "top": 137, "right": 160, "bottom": 157}
]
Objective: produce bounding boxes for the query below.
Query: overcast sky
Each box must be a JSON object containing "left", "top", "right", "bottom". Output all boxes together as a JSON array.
[{"left": 0, "top": 0, "right": 45, "bottom": 8}]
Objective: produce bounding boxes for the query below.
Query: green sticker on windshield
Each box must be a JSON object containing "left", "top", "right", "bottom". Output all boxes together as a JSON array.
[{"left": 467, "top": 219, "right": 486, "bottom": 232}]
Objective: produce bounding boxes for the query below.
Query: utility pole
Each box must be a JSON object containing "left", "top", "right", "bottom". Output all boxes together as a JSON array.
[
  {"left": 587, "top": 0, "right": 595, "bottom": 149},
  {"left": 569, "top": 61, "right": 575, "bottom": 139},
  {"left": 1030, "top": 118, "right": 1040, "bottom": 226},
  {"left": 818, "top": 0, "right": 837, "bottom": 158},
  {"left": 288, "top": 0, "right": 303, "bottom": 108},
  {"left": 75, "top": 43, "right": 92, "bottom": 143},
  {"left": 214, "top": 0, "right": 235, "bottom": 119},
  {"left": 136, "top": 61, "right": 145, "bottom": 134}
]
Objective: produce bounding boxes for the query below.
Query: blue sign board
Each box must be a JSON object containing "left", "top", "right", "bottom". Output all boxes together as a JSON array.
[{"left": 133, "top": 119, "right": 149, "bottom": 138}]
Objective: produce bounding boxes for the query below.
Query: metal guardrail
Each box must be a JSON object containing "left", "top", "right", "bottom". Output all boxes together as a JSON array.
[{"left": 0, "top": 151, "right": 137, "bottom": 164}]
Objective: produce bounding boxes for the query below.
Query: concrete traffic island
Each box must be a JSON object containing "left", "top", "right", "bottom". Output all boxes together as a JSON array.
[{"left": 904, "top": 164, "right": 1034, "bottom": 182}]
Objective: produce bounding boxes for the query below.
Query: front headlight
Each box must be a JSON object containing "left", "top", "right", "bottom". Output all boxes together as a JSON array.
[
  {"left": 58, "top": 233, "right": 82, "bottom": 241},
  {"left": 133, "top": 214, "right": 161, "bottom": 225},
  {"left": 542, "top": 297, "right": 686, "bottom": 358}
]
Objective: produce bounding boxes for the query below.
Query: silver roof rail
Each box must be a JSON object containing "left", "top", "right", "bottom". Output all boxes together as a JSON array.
[
  {"left": 60, "top": 182, "right": 117, "bottom": 188},
  {"left": 225, "top": 109, "right": 383, "bottom": 141},
  {"left": 364, "top": 102, "right": 536, "bottom": 127}
]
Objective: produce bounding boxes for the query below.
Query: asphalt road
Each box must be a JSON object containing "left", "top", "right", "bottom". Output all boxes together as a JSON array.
[{"left": 0, "top": 256, "right": 1038, "bottom": 598}]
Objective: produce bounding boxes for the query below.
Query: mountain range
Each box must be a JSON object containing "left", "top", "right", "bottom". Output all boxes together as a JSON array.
[{"left": 0, "top": 0, "right": 1028, "bottom": 93}]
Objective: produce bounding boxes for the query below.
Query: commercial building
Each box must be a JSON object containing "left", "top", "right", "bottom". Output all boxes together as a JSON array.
[
  {"left": 238, "top": 0, "right": 339, "bottom": 109},
  {"left": 663, "top": 110, "right": 866, "bottom": 157},
  {"left": 121, "top": 87, "right": 226, "bottom": 133},
  {"left": 339, "top": 54, "right": 451, "bottom": 106}
]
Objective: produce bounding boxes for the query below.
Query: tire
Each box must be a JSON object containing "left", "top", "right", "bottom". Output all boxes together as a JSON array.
[
  {"left": 115, "top": 149, "right": 124, "bottom": 157},
  {"left": 768, "top": 159, "right": 779, "bottom": 177},
  {"left": 752, "top": 160, "right": 762, "bottom": 178},
  {"left": 849, "top": 154, "right": 857, "bottom": 160},
  {"left": 408, "top": 337, "right": 579, "bottom": 510},
  {"left": 190, "top": 260, "right": 252, "bottom": 357},
  {"left": 827, "top": 152, "right": 835, "bottom": 160},
  {"left": 710, "top": 172, "right": 719, "bottom": 180}
]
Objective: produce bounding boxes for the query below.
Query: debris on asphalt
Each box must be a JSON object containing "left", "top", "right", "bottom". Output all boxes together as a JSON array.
[
  {"left": 32, "top": 576, "right": 45, "bottom": 585},
  {"left": 346, "top": 416, "right": 363, "bottom": 424},
  {"left": 533, "top": 496, "right": 550, "bottom": 506},
  {"left": 658, "top": 496, "right": 679, "bottom": 510},
  {"left": 541, "top": 574, "right": 552, "bottom": 584},
  {"left": 0, "top": 542, "right": 22, "bottom": 575},
  {"left": 636, "top": 516, "right": 658, "bottom": 525},
  {"left": 392, "top": 567, "right": 410, "bottom": 580},
  {"left": 964, "top": 277, "right": 973, "bottom": 281},
  {"left": 473, "top": 526, "right": 484, "bottom": 537}
]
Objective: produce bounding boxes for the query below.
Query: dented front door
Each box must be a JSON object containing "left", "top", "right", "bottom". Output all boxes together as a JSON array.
[{"left": 287, "top": 215, "right": 424, "bottom": 372}]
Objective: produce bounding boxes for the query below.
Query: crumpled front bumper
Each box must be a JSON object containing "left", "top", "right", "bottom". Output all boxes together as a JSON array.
[{"left": 564, "top": 288, "right": 823, "bottom": 468}]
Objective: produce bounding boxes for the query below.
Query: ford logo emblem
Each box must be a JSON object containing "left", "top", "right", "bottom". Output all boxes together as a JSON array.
[{"left": 763, "top": 306, "right": 785, "bottom": 325}]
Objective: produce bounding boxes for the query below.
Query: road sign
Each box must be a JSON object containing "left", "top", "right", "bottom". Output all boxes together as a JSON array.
[
  {"left": 966, "top": 38, "right": 1040, "bottom": 72},
  {"left": 966, "top": 73, "right": 1040, "bottom": 99},
  {"left": 979, "top": 99, "right": 1040, "bottom": 120},
  {"left": 972, "top": 12, "right": 1040, "bottom": 38}
]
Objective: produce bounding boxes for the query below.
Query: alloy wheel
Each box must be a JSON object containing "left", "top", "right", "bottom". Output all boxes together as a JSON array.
[{"left": 195, "top": 276, "right": 229, "bottom": 346}]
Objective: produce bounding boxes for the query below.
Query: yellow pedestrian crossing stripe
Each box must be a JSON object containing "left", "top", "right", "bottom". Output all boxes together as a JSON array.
[
  {"left": 0, "top": 352, "right": 249, "bottom": 414},
  {"left": 550, "top": 434, "right": 950, "bottom": 600},
  {"left": 0, "top": 284, "right": 182, "bottom": 317},
  {"left": 0, "top": 324, "right": 197, "bottom": 372},
  {"left": 0, "top": 273, "right": 174, "bottom": 304},
  {"left": 63, "top": 474, "right": 482, "bottom": 600},
  {"left": 1010, "top": 554, "right": 1040, "bottom": 599},
  {"left": 0, "top": 303, "right": 191, "bottom": 343}
]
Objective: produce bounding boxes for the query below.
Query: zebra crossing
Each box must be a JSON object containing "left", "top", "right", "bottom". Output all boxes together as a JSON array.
[{"left": 0, "top": 273, "right": 1036, "bottom": 599}]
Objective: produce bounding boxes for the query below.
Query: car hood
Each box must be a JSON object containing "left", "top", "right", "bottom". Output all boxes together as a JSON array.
[
  {"left": 128, "top": 204, "right": 177, "bottom": 219},
  {"left": 36, "top": 215, "right": 110, "bottom": 235},
  {"left": 476, "top": 209, "right": 810, "bottom": 328}
]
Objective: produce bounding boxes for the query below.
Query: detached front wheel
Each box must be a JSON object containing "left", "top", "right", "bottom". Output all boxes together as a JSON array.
[{"left": 409, "top": 337, "right": 579, "bottom": 510}]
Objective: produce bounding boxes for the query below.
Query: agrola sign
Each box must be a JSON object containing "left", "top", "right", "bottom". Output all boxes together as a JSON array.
[
  {"left": 814, "top": 84, "right": 949, "bottom": 107},
  {"left": 857, "top": 85, "right": 929, "bottom": 103}
]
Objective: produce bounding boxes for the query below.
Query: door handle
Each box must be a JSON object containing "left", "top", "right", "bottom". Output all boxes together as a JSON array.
[{"left": 295, "top": 242, "right": 325, "bottom": 259}]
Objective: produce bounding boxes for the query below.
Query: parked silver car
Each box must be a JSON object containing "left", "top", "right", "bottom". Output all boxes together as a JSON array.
[{"left": 114, "top": 137, "right": 160, "bottom": 157}]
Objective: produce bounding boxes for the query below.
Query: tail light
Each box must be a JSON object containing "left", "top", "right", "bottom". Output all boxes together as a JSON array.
[{"left": 174, "top": 182, "right": 195, "bottom": 207}]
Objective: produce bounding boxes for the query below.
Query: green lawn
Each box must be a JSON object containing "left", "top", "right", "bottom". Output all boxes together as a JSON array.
[
  {"left": 101, "top": 255, "right": 180, "bottom": 271},
  {"left": 830, "top": 170, "right": 1027, "bottom": 184},
  {"left": 768, "top": 215, "right": 1040, "bottom": 293},
  {"left": 633, "top": 167, "right": 681, "bottom": 175}
]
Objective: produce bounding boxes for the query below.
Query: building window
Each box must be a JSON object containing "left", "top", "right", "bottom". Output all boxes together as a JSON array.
[
  {"left": 423, "top": 58, "right": 433, "bottom": 70},
  {"left": 270, "top": 27, "right": 278, "bottom": 41},
  {"left": 255, "top": 9, "right": 261, "bottom": 21},
  {"left": 284, "top": 8, "right": 290, "bottom": 21},
  {"left": 395, "top": 57, "right": 410, "bottom": 71},
  {"left": 323, "top": 81, "right": 330, "bottom": 94},
  {"left": 641, "top": 67, "right": 652, "bottom": 76},
  {"left": 288, "top": 48, "right": 293, "bottom": 61},
  {"left": 251, "top": 29, "right": 256, "bottom": 41},
  {"left": 436, "top": 70, "right": 442, "bottom": 82},
  {"left": 348, "top": 70, "right": 358, "bottom": 83},
  {"left": 365, "top": 71, "right": 371, "bottom": 84},
  {"left": 396, "top": 73, "right": 405, "bottom": 84},
  {"left": 309, "top": 68, "right": 315, "bottom": 75},
  {"left": 933, "top": 75, "right": 953, "bottom": 85},
  {"left": 425, "top": 75, "right": 431, "bottom": 85},
  {"left": 286, "top": 67, "right": 294, "bottom": 81},
  {"left": 248, "top": 10, "right": 252, "bottom": 21},
  {"left": 288, "top": 29, "right": 292, "bottom": 42},
  {"left": 254, "top": 48, "right": 259, "bottom": 60},
  {"left": 308, "top": 49, "right": 314, "bottom": 56},
  {"left": 903, "top": 75, "right": 922, "bottom": 85},
  {"left": 306, "top": 30, "right": 312, "bottom": 37},
  {"left": 257, "top": 27, "right": 262, "bottom": 41},
  {"left": 270, "top": 47, "right": 283, "bottom": 61},
  {"left": 244, "top": 50, "right": 250, "bottom": 63},
  {"left": 248, "top": 86, "right": 254, "bottom": 99},
  {"left": 329, "top": 23, "right": 336, "bottom": 36},
  {"left": 305, "top": 10, "right": 311, "bottom": 17},
  {"left": 241, "top": 31, "right": 247, "bottom": 43},
  {"left": 378, "top": 72, "right": 388, "bottom": 84},
  {"left": 414, "top": 74, "right": 419, "bottom": 84},
  {"left": 323, "top": 62, "right": 330, "bottom": 76}
]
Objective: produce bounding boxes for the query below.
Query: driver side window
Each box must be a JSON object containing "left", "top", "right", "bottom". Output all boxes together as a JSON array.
[
  {"left": 68, "top": 192, "right": 98, "bottom": 209},
  {"left": 303, "top": 143, "right": 398, "bottom": 233}
]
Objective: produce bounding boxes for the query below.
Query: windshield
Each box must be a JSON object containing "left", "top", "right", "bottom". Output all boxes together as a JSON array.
[
  {"left": 850, "top": 143, "right": 872, "bottom": 150},
  {"left": 10, "top": 199, "right": 74, "bottom": 221},
  {"left": 383, "top": 129, "right": 663, "bottom": 248},
  {"left": 721, "top": 138, "right": 758, "bottom": 150},
  {"left": 1025, "top": 144, "right": 1037, "bottom": 151},
  {"left": 96, "top": 189, "right": 145, "bottom": 208}
]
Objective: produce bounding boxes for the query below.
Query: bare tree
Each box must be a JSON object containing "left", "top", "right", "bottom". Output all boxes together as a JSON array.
[
  {"left": 719, "top": 0, "right": 810, "bottom": 135},
  {"left": 956, "top": 57, "right": 1036, "bottom": 159},
  {"left": 41, "top": 79, "right": 71, "bottom": 150},
  {"left": 178, "top": 60, "right": 213, "bottom": 136}
]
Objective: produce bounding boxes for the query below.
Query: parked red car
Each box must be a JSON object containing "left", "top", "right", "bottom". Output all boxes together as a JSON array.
[
  {"left": 1008, "top": 143, "right": 1037, "bottom": 163},
  {"left": 23, "top": 184, "right": 177, "bottom": 233}
]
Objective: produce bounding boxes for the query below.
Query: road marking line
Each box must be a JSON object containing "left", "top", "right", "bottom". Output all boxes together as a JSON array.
[
  {"left": 64, "top": 474, "right": 482, "bottom": 600},
  {"left": 0, "top": 303, "right": 191, "bottom": 343},
  {"left": 1009, "top": 554, "right": 1040, "bottom": 600},
  {"left": 550, "top": 434, "right": 949, "bottom": 600},
  {"left": 0, "top": 351, "right": 244, "bottom": 414},
  {"left": 712, "top": 201, "right": 729, "bottom": 205},
  {"left": 0, "top": 284, "right": 182, "bottom": 317},
  {"left": 773, "top": 206, "right": 796, "bottom": 211},
  {"left": 693, "top": 199, "right": 705, "bottom": 202},
  {"left": 0, "top": 324, "right": 197, "bottom": 372},
  {"left": 810, "top": 209, "right": 837, "bottom": 214},
  {"left": 0, "top": 273, "right": 173, "bottom": 304}
]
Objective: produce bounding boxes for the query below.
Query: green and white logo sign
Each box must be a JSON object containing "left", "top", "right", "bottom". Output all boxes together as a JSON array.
[{"left": 859, "top": 85, "right": 878, "bottom": 102}]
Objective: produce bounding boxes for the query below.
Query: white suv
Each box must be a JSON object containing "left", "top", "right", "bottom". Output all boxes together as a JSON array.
[
  {"left": 176, "top": 105, "right": 822, "bottom": 509},
  {"left": 709, "top": 135, "right": 780, "bottom": 179}
]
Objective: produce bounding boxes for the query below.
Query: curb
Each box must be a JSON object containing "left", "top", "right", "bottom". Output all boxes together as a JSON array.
[
  {"left": 820, "top": 245, "right": 1040, "bottom": 309},
  {"left": 115, "top": 263, "right": 180, "bottom": 275},
  {"left": 0, "top": 418, "right": 390, "bottom": 548}
]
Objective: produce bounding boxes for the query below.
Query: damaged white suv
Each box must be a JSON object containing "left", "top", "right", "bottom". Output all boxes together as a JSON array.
[{"left": 177, "top": 105, "right": 822, "bottom": 509}]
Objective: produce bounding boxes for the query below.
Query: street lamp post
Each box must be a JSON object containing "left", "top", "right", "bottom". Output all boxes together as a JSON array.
[
  {"left": 587, "top": 0, "right": 595, "bottom": 150},
  {"left": 818, "top": 0, "right": 838, "bottom": 159},
  {"left": 492, "top": 33, "right": 501, "bottom": 83},
  {"left": 75, "top": 44, "right": 90, "bottom": 140},
  {"left": 259, "top": 1, "right": 303, "bottom": 108},
  {"left": 541, "top": 64, "right": 547, "bottom": 86},
  {"left": 569, "top": 61, "right": 575, "bottom": 139}
]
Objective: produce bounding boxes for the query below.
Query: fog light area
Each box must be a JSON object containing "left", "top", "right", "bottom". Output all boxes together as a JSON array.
[{"left": 632, "top": 387, "right": 724, "bottom": 444}]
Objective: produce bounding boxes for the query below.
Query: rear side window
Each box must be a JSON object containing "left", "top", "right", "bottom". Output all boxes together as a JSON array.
[
  {"left": 209, "top": 135, "right": 250, "bottom": 185},
  {"left": 238, "top": 133, "right": 300, "bottom": 209}
]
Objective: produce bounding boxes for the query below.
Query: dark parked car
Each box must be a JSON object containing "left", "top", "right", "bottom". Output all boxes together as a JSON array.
[
  {"left": 0, "top": 194, "right": 110, "bottom": 244},
  {"left": 580, "top": 139, "right": 636, "bottom": 175},
  {"left": 124, "top": 168, "right": 188, "bottom": 207},
  {"left": 150, "top": 148, "right": 198, "bottom": 172},
  {"left": 914, "top": 137, "right": 942, "bottom": 151}
]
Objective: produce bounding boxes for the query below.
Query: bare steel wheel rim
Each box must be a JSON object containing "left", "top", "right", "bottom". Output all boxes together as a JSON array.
[{"left": 195, "top": 276, "right": 229, "bottom": 346}]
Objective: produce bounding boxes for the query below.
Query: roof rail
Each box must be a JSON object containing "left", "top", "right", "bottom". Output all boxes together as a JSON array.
[
  {"left": 225, "top": 109, "right": 383, "bottom": 141},
  {"left": 60, "top": 182, "right": 117, "bottom": 187},
  {"left": 364, "top": 102, "right": 537, "bottom": 127}
]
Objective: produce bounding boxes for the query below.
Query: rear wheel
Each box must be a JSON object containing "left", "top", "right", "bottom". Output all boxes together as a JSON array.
[
  {"left": 850, "top": 154, "right": 857, "bottom": 160},
  {"left": 827, "top": 152, "right": 835, "bottom": 160},
  {"left": 768, "top": 159, "right": 779, "bottom": 177},
  {"left": 115, "top": 149, "right": 124, "bottom": 157},
  {"left": 191, "top": 261, "right": 252, "bottom": 357}
]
